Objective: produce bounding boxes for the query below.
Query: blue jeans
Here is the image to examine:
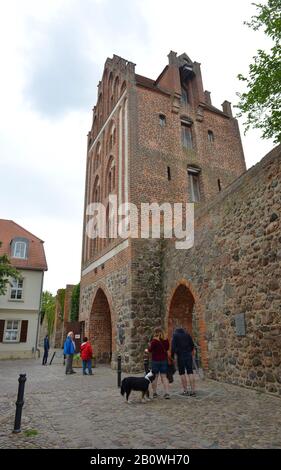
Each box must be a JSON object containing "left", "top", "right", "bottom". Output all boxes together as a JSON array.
[
  {"left": 151, "top": 360, "right": 168, "bottom": 374},
  {"left": 82, "top": 359, "right": 92, "bottom": 374}
]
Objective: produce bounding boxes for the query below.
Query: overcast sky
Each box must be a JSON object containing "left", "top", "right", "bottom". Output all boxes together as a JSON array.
[{"left": 0, "top": 0, "right": 275, "bottom": 294}]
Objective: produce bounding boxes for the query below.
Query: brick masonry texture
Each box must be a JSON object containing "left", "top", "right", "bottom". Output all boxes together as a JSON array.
[
  {"left": 163, "top": 145, "right": 281, "bottom": 396},
  {"left": 80, "top": 250, "right": 133, "bottom": 370},
  {"left": 132, "top": 87, "right": 245, "bottom": 206},
  {"left": 79, "top": 51, "right": 281, "bottom": 394}
]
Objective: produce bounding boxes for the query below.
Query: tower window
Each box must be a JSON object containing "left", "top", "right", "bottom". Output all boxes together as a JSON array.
[
  {"left": 181, "top": 87, "right": 189, "bottom": 107},
  {"left": 208, "top": 130, "right": 214, "bottom": 142},
  {"left": 187, "top": 168, "right": 201, "bottom": 202},
  {"left": 159, "top": 114, "right": 166, "bottom": 127},
  {"left": 218, "top": 179, "right": 222, "bottom": 192},
  {"left": 167, "top": 166, "right": 171, "bottom": 181},
  {"left": 181, "top": 122, "right": 193, "bottom": 149}
]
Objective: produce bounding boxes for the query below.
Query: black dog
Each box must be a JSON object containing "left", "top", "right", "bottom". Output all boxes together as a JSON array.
[{"left": 120, "top": 370, "right": 156, "bottom": 403}]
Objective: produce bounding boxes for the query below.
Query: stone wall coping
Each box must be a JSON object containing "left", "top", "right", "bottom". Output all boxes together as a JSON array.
[{"left": 195, "top": 144, "right": 281, "bottom": 221}]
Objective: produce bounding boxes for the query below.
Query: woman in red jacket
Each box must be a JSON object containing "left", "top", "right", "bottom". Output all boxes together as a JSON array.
[
  {"left": 146, "top": 328, "right": 170, "bottom": 399},
  {"left": 80, "top": 337, "right": 93, "bottom": 375}
]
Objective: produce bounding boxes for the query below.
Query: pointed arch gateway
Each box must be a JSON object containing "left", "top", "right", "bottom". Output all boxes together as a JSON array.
[
  {"left": 167, "top": 279, "right": 208, "bottom": 369},
  {"left": 90, "top": 287, "right": 113, "bottom": 364}
]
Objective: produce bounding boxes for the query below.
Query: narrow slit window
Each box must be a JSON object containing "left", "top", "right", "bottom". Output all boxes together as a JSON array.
[
  {"left": 167, "top": 166, "right": 171, "bottom": 181},
  {"left": 208, "top": 130, "right": 214, "bottom": 142},
  {"left": 159, "top": 114, "right": 166, "bottom": 127},
  {"left": 218, "top": 179, "right": 222, "bottom": 192},
  {"left": 181, "top": 87, "right": 188, "bottom": 106}
]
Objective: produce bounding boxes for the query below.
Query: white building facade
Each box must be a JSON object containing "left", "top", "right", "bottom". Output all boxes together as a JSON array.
[{"left": 0, "top": 220, "right": 47, "bottom": 359}]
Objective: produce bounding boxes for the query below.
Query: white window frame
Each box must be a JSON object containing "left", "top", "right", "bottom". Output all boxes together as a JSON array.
[
  {"left": 4, "top": 319, "right": 21, "bottom": 343},
  {"left": 188, "top": 168, "right": 201, "bottom": 202},
  {"left": 13, "top": 241, "right": 27, "bottom": 259},
  {"left": 10, "top": 278, "right": 24, "bottom": 301}
]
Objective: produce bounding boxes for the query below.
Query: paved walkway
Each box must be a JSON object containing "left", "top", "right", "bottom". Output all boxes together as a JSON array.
[{"left": 1, "top": 355, "right": 281, "bottom": 449}]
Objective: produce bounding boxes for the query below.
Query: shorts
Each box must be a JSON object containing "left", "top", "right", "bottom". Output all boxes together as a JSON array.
[
  {"left": 177, "top": 353, "right": 193, "bottom": 375},
  {"left": 151, "top": 360, "right": 168, "bottom": 374}
]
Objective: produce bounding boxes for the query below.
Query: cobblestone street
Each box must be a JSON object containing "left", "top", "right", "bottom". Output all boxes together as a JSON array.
[{"left": 1, "top": 355, "right": 281, "bottom": 449}]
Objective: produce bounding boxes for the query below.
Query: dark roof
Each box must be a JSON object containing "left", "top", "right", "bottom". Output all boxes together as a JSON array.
[
  {"left": 0, "top": 219, "right": 48, "bottom": 271},
  {"left": 135, "top": 74, "right": 155, "bottom": 88},
  {"left": 154, "top": 66, "right": 169, "bottom": 85},
  {"left": 135, "top": 74, "right": 171, "bottom": 96},
  {"left": 202, "top": 102, "right": 230, "bottom": 118}
]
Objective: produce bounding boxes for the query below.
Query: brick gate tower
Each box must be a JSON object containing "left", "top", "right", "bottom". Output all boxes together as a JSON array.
[{"left": 79, "top": 51, "right": 246, "bottom": 371}]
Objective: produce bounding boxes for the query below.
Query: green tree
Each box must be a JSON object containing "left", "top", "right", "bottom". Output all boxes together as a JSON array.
[
  {"left": 70, "top": 283, "right": 80, "bottom": 322},
  {"left": 0, "top": 241, "right": 20, "bottom": 295},
  {"left": 57, "top": 288, "right": 65, "bottom": 321},
  {"left": 236, "top": 0, "right": 281, "bottom": 143},
  {"left": 40, "top": 291, "right": 56, "bottom": 336}
]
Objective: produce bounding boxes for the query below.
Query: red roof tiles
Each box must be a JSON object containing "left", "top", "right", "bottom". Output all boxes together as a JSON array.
[{"left": 0, "top": 219, "right": 47, "bottom": 271}]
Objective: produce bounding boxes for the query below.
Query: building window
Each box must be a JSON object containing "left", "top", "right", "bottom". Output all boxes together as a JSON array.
[
  {"left": 94, "top": 143, "right": 101, "bottom": 171},
  {"left": 10, "top": 278, "right": 24, "bottom": 300},
  {"left": 208, "top": 130, "right": 214, "bottom": 142},
  {"left": 218, "top": 179, "right": 222, "bottom": 192},
  {"left": 106, "top": 157, "right": 116, "bottom": 194},
  {"left": 159, "top": 114, "right": 166, "bottom": 127},
  {"left": 13, "top": 241, "right": 27, "bottom": 259},
  {"left": 167, "top": 166, "right": 171, "bottom": 181},
  {"left": 181, "top": 122, "right": 193, "bottom": 149},
  {"left": 4, "top": 320, "right": 20, "bottom": 342},
  {"left": 109, "top": 128, "right": 116, "bottom": 150},
  {"left": 188, "top": 168, "right": 201, "bottom": 202},
  {"left": 181, "top": 87, "right": 188, "bottom": 107}
]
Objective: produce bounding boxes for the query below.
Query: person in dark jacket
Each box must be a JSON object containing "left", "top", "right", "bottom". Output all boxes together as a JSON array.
[
  {"left": 171, "top": 327, "right": 196, "bottom": 396},
  {"left": 63, "top": 331, "right": 76, "bottom": 374},
  {"left": 42, "top": 334, "right": 50, "bottom": 365}
]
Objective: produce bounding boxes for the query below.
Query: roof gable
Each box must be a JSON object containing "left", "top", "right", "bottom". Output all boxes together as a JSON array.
[{"left": 0, "top": 219, "right": 47, "bottom": 271}]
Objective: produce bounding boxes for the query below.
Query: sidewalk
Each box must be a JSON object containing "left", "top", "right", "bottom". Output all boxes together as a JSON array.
[{"left": 0, "top": 358, "right": 281, "bottom": 449}]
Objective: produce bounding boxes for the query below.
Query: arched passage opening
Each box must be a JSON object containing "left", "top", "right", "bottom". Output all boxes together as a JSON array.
[
  {"left": 168, "top": 284, "right": 194, "bottom": 339},
  {"left": 90, "top": 288, "right": 112, "bottom": 364},
  {"left": 167, "top": 280, "right": 208, "bottom": 369}
]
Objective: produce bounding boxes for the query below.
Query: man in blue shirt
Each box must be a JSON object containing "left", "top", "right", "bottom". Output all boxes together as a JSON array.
[
  {"left": 64, "top": 331, "right": 76, "bottom": 374},
  {"left": 42, "top": 334, "right": 50, "bottom": 365}
]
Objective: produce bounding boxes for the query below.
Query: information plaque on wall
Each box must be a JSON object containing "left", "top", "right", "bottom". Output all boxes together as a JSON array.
[{"left": 235, "top": 313, "right": 246, "bottom": 336}]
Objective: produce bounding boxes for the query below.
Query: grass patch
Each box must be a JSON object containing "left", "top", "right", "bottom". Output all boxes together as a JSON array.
[{"left": 24, "top": 429, "right": 38, "bottom": 437}]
